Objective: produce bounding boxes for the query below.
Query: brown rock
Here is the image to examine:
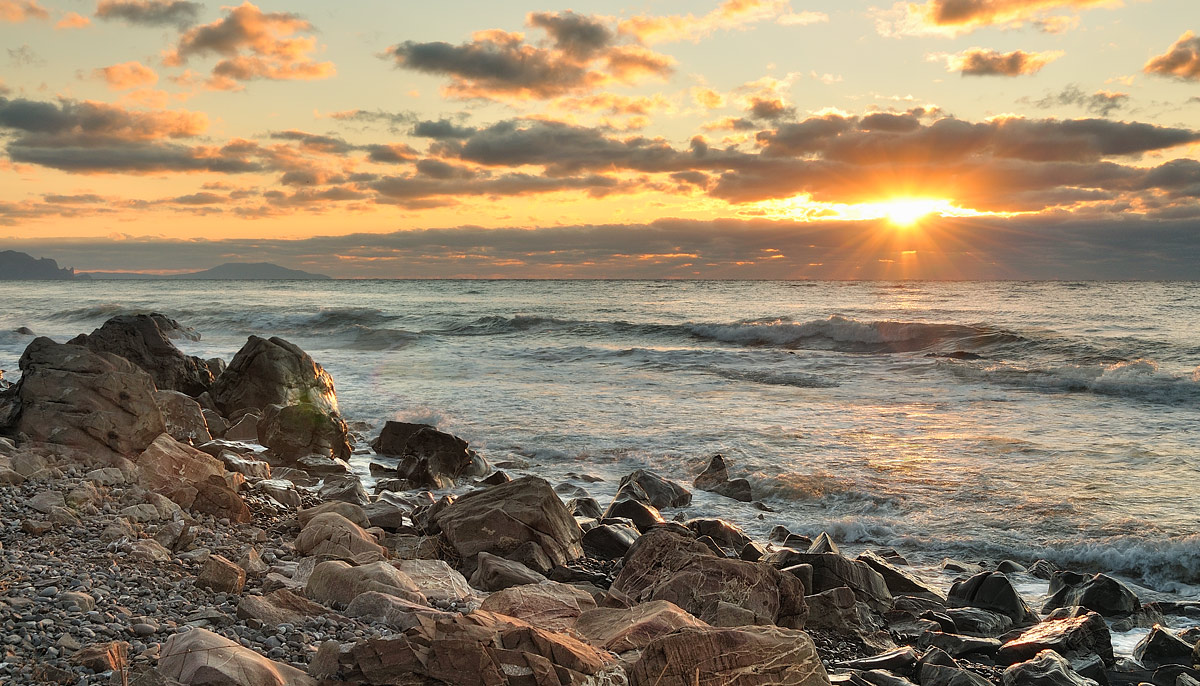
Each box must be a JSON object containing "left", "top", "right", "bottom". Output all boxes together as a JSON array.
[
  {"left": 239, "top": 548, "right": 270, "bottom": 576},
  {"left": 997, "top": 610, "right": 1114, "bottom": 666},
  {"left": 789, "top": 552, "right": 893, "bottom": 612},
  {"left": 72, "top": 641, "right": 129, "bottom": 673},
  {"left": 393, "top": 559, "right": 474, "bottom": 604},
  {"left": 298, "top": 501, "right": 371, "bottom": 528},
  {"left": 133, "top": 434, "right": 225, "bottom": 505},
  {"left": 294, "top": 511, "right": 386, "bottom": 560},
  {"left": 628, "top": 625, "right": 830, "bottom": 686},
  {"left": 237, "top": 589, "right": 328, "bottom": 629},
  {"left": 435, "top": 476, "right": 583, "bottom": 575},
  {"left": 67, "top": 314, "right": 214, "bottom": 395},
  {"left": 152, "top": 390, "right": 212, "bottom": 446},
  {"left": 478, "top": 582, "right": 598, "bottom": 633},
  {"left": 198, "top": 555, "right": 246, "bottom": 594},
  {"left": 191, "top": 475, "right": 252, "bottom": 523},
  {"left": 159, "top": 627, "right": 315, "bottom": 686},
  {"left": 575, "top": 600, "right": 709, "bottom": 653},
  {"left": 469, "top": 551, "right": 548, "bottom": 591},
  {"left": 257, "top": 402, "right": 351, "bottom": 463},
  {"left": 345, "top": 591, "right": 457, "bottom": 630},
  {"left": 305, "top": 560, "right": 424, "bottom": 607},
  {"left": 208, "top": 335, "right": 339, "bottom": 416}
]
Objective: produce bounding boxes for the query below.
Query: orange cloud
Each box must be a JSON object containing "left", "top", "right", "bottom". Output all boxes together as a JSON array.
[
  {"left": 878, "top": 0, "right": 1118, "bottom": 36},
  {"left": 165, "top": 2, "right": 335, "bottom": 91},
  {"left": 1144, "top": 31, "right": 1200, "bottom": 82},
  {"left": 552, "top": 93, "right": 672, "bottom": 116},
  {"left": 619, "top": 0, "right": 791, "bottom": 44},
  {"left": 692, "top": 87, "right": 726, "bottom": 109},
  {"left": 0, "top": 0, "right": 46, "bottom": 22},
  {"left": 55, "top": 11, "right": 90, "bottom": 29},
  {"left": 95, "top": 61, "right": 159, "bottom": 90},
  {"left": 933, "top": 48, "right": 1064, "bottom": 76}
]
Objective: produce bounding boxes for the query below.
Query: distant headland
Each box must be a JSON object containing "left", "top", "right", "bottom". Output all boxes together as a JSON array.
[{"left": 0, "top": 250, "right": 330, "bottom": 280}]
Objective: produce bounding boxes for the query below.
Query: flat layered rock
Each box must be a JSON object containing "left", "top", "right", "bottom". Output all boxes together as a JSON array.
[
  {"left": 478, "top": 581, "right": 597, "bottom": 633},
  {"left": 997, "top": 610, "right": 1114, "bottom": 666},
  {"left": 628, "top": 625, "right": 830, "bottom": 686},
  {"left": 159, "top": 627, "right": 315, "bottom": 686},
  {"left": 575, "top": 600, "right": 708, "bottom": 653}
]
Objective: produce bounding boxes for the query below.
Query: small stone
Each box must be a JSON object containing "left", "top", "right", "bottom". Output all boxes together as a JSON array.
[{"left": 132, "top": 623, "right": 157, "bottom": 637}]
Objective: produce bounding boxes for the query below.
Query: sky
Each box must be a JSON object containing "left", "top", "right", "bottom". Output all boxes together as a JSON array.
[{"left": 1, "top": 0, "right": 1199, "bottom": 278}]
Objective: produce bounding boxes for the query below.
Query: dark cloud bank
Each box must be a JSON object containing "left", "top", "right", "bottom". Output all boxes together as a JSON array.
[{"left": 6, "top": 217, "right": 1199, "bottom": 280}]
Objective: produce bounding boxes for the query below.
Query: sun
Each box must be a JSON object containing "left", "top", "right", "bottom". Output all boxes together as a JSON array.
[{"left": 877, "top": 198, "right": 950, "bottom": 228}]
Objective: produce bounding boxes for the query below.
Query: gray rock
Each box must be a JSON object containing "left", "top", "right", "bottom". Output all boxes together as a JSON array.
[{"left": 1003, "top": 649, "right": 1098, "bottom": 686}]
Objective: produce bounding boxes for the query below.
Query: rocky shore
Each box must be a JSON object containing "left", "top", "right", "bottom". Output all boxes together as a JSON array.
[{"left": 1, "top": 314, "right": 1198, "bottom": 686}]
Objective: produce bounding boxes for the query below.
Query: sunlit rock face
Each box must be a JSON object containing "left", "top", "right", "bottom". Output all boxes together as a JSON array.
[{"left": 208, "top": 336, "right": 340, "bottom": 416}]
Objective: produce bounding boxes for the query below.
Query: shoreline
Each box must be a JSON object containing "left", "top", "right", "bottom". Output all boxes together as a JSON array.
[{"left": 1, "top": 314, "right": 1198, "bottom": 685}]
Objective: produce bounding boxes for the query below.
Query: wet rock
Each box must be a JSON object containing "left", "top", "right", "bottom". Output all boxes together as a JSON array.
[
  {"left": 858, "top": 550, "right": 945, "bottom": 599},
  {"left": 435, "top": 476, "right": 583, "bottom": 575},
  {"left": 943, "top": 559, "right": 985, "bottom": 575},
  {"left": 159, "top": 627, "right": 316, "bottom": 686},
  {"left": 603, "top": 497, "right": 665, "bottom": 532},
  {"left": 152, "top": 390, "right": 212, "bottom": 445},
  {"left": 198, "top": 554, "right": 247, "bottom": 594},
  {"left": 68, "top": 314, "right": 215, "bottom": 395},
  {"left": 1029, "top": 560, "right": 1060, "bottom": 580},
  {"left": 478, "top": 581, "right": 598, "bottom": 632},
  {"left": 305, "top": 560, "right": 424, "bottom": 607},
  {"left": 582, "top": 522, "right": 640, "bottom": 560},
  {"left": 480, "top": 470, "right": 510, "bottom": 485},
  {"left": 946, "top": 607, "right": 1014, "bottom": 637},
  {"left": 575, "top": 600, "right": 709, "bottom": 653},
  {"left": 997, "top": 610, "right": 1113, "bottom": 666},
  {"left": 791, "top": 552, "right": 893, "bottom": 612},
  {"left": 208, "top": 335, "right": 339, "bottom": 416},
  {"left": 616, "top": 468, "right": 692, "bottom": 508},
  {"left": 693, "top": 453, "right": 754, "bottom": 502},
  {"left": 1003, "top": 649, "right": 1098, "bottom": 686},
  {"left": 1133, "top": 625, "right": 1195, "bottom": 668},
  {"left": 369, "top": 421, "right": 489, "bottom": 488},
  {"left": 567, "top": 496, "right": 603, "bottom": 520},
  {"left": 629, "top": 625, "right": 829, "bottom": 686},
  {"left": 1042, "top": 574, "right": 1140, "bottom": 618},
  {"left": 258, "top": 402, "right": 351, "bottom": 463},
  {"left": 7, "top": 337, "right": 166, "bottom": 459},
  {"left": 469, "top": 551, "right": 548, "bottom": 591},
  {"left": 949, "top": 572, "right": 1040, "bottom": 627},
  {"left": 809, "top": 532, "right": 841, "bottom": 555},
  {"left": 685, "top": 518, "right": 752, "bottom": 552}
]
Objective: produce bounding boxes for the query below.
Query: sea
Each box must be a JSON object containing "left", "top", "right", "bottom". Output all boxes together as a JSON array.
[{"left": 2, "top": 280, "right": 1198, "bottom": 616}]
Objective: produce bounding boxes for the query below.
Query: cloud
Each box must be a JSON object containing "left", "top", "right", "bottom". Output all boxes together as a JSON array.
[
  {"left": 328, "top": 109, "right": 417, "bottom": 133},
  {"left": 389, "top": 14, "right": 673, "bottom": 101},
  {"left": 619, "top": 0, "right": 792, "bottom": 44},
  {"left": 411, "top": 118, "right": 477, "bottom": 139},
  {"left": 0, "top": 0, "right": 47, "bottom": 23},
  {"left": 933, "top": 48, "right": 1063, "bottom": 76},
  {"left": 94, "top": 61, "right": 158, "bottom": 90},
  {"left": 165, "top": 2, "right": 335, "bottom": 91},
  {"left": 1144, "top": 31, "right": 1200, "bottom": 81},
  {"left": 877, "top": 0, "right": 1116, "bottom": 37},
  {"left": 1031, "top": 85, "right": 1128, "bottom": 116},
  {"left": 692, "top": 87, "right": 726, "bottom": 109},
  {"left": 8, "top": 44, "right": 44, "bottom": 67},
  {"left": 746, "top": 96, "right": 795, "bottom": 120},
  {"left": 95, "top": 0, "right": 201, "bottom": 29},
  {"left": 55, "top": 11, "right": 90, "bottom": 29}
]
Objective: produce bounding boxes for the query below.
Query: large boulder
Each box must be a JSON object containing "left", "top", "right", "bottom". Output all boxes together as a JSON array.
[
  {"left": 294, "top": 512, "right": 386, "bottom": 560},
  {"left": 208, "top": 336, "right": 338, "bottom": 416},
  {"left": 133, "top": 434, "right": 249, "bottom": 522},
  {"left": 1003, "top": 649, "right": 1098, "bottom": 686},
  {"left": 575, "top": 600, "right": 709, "bottom": 653},
  {"left": 152, "top": 390, "right": 212, "bottom": 445},
  {"left": 434, "top": 476, "right": 583, "bottom": 574},
  {"left": 615, "top": 469, "right": 692, "bottom": 509},
  {"left": 469, "top": 551, "right": 548, "bottom": 591},
  {"left": 1041, "top": 573, "right": 1139, "bottom": 618},
  {"left": 997, "top": 610, "right": 1114, "bottom": 666},
  {"left": 1133, "top": 625, "right": 1195, "bottom": 668},
  {"left": 393, "top": 559, "right": 475, "bottom": 605},
  {"left": 788, "top": 552, "right": 893, "bottom": 612},
  {"left": 858, "top": 550, "right": 944, "bottom": 599},
  {"left": 159, "top": 627, "right": 315, "bottom": 686},
  {"left": 67, "top": 314, "right": 214, "bottom": 396},
  {"left": 349, "top": 611, "right": 615, "bottom": 686},
  {"left": 305, "top": 560, "right": 424, "bottom": 608},
  {"left": 370, "top": 421, "right": 489, "bottom": 487},
  {"left": 628, "top": 625, "right": 830, "bottom": 686},
  {"left": 257, "top": 402, "right": 351, "bottom": 463},
  {"left": 237, "top": 589, "right": 328, "bottom": 628},
  {"left": 478, "top": 582, "right": 598, "bottom": 633},
  {"left": 611, "top": 528, "right": 808, "bottom": 628},
  {"left": 5, "top": 337, "right": 165, "bottom": 458},
  {"left": 949, "top": 572, "right": 1040, "bottom": 627}
]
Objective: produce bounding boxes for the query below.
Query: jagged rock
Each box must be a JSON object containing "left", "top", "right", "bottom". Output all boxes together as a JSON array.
[
  {"left": 789, "top": 552, "right": 893, "bottom": 612},
  {"left": 202, "top": 409, "right": 229, "bottom": 438},
  {"left": 685, "top": 518, "right": 752, "bottom": 552},
  {"left": 350, "top": 611, "right": 614, "bottom": 686},
  {"left": 218, "top": 451, "right": 271, "bottom": 479},
  {"left": 858, "top": 550, "right": 945, "bottom": 599},
  {"left": 305, "top": 560, "right": 424, "bottom": 607},
  {"left": 192, "top": 475, "right": 252, "bottom": 523},
  {"left": 1042, "top": 574, "right": 1140, "bottom": 618},
  {"left": 370, "top": 421, "right": 489, "bottom": 487},
  {"left": 693, "top": 454, "right": 753, "bottom": 502},
  {"left": 394, "top": 559, "right": 474, "bottom": 605},
  {"left": 946, "top": 607, "right": 1014, "bottom": 637},
  {"left": 6, "top": 337, "right": 166, "bottom": 459},
  {"left": 567, "top": 496, "right": 603, "bottom": 519},
  {"left": 344, "top": 591, "right": 456, "bottom": 630},
  {"left": 943, "top": 559, "right": 984, "bottom": 575},
  {"left": 237, "top": 589, "right": 328, "bottom": 628},
  {"left": 294, "top": 512, "right": 386, "bottom": 560},
  {"left": 362, "top": 500, "right": 408, "bottom": 531},
  {"left": 804, "top": 586, "right": 861, "bottom": 631},
  {"left": 575, "top": 600, "right": 709, "bottom": 653},
  {"left": 152, "top": 390, "right": 212, "bottom": 445},
  {"left": 209, "top": 335, "right": 339, "bottom": 416},
  {"left": 238, "top": 548, "right": 269, "bottom": 576},
  {"left": 1003, "top": 649, "right": 1098, "bottom": 686},
  {"left": 469, "top": 551, "right": 548, "bottom": 591},
  {"left": 257, "top": 402, "right": 351, "bottom": 463},
  {"left": 1029, "top": 560, "right": 1060, "bottom": 580},
  {"left": 997, "top": 610, "right": 1113, "bottom": 666},
  {"left": 159, "top": 627, "right": 316, "bottom": 686},
  {"left": 611, "top": 528, "right": 808, "bottom": 628},
  {"left": 628, "top": 625, "right": 829, "bottom": 686},
  {"left": 582, "top": 522, "right": 639, "bottom": 560},
  {"left": 73, "top": 641, "right": 129, "bottom": 673},
  {"left": 919, "top": 649, "right": 993, "bottom": 686},
  {"left": 224, "top": 414, "right": 260, "bottom": 441},
  {"left": 949, "top": 572, "right": 1040, "bottom": 627},
  {"left": 808, "top": 532, "right": 841, "bottom": 555},
  {"left": 134, "top": 434, "right": 224, "bottom": 500},
  {"left": 1133, "top": 625, "right": 1195, "bottom": 668},
  {"left": 255, "top": 479, "right": 302, "bottom": 508},
  {"left": 920, "top": 631, "right": 1002, "bottom": 658},
  {"left": 840, "top": 646, "right": 921, "bottom": 672},
  {"left": 435, "top": 476, "right": 583, "bottom": 575},
  {"left": 615, "top": 469, "right": 692, "bottom": 508},
  {"left": 478, "top": 582, "right": 598, "bottom": 633},
  {"left": 68, "top": 314, "right": 215, "bottom": 395},
  {"left": 197, "top": 555, "right": 246, "bottom": 594}
]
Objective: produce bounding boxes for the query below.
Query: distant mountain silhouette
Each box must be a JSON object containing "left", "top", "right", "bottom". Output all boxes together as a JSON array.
[
  {"left": 0, "top": 250, "right": 76, "bottom": 280},
  {"left": 84, "top": 262, "right": 332, "bottom": 280}
]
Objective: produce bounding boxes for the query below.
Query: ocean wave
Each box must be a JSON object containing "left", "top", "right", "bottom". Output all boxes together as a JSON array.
[
  {"left": 686, "top": 315, "right": 1026, "bottom": 353},
  {"left": 946, "top": 358, "right": 1200, "bottom": 403},
  {"left": 51, "top": 303, "right": 148, "bottom": 322}
]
